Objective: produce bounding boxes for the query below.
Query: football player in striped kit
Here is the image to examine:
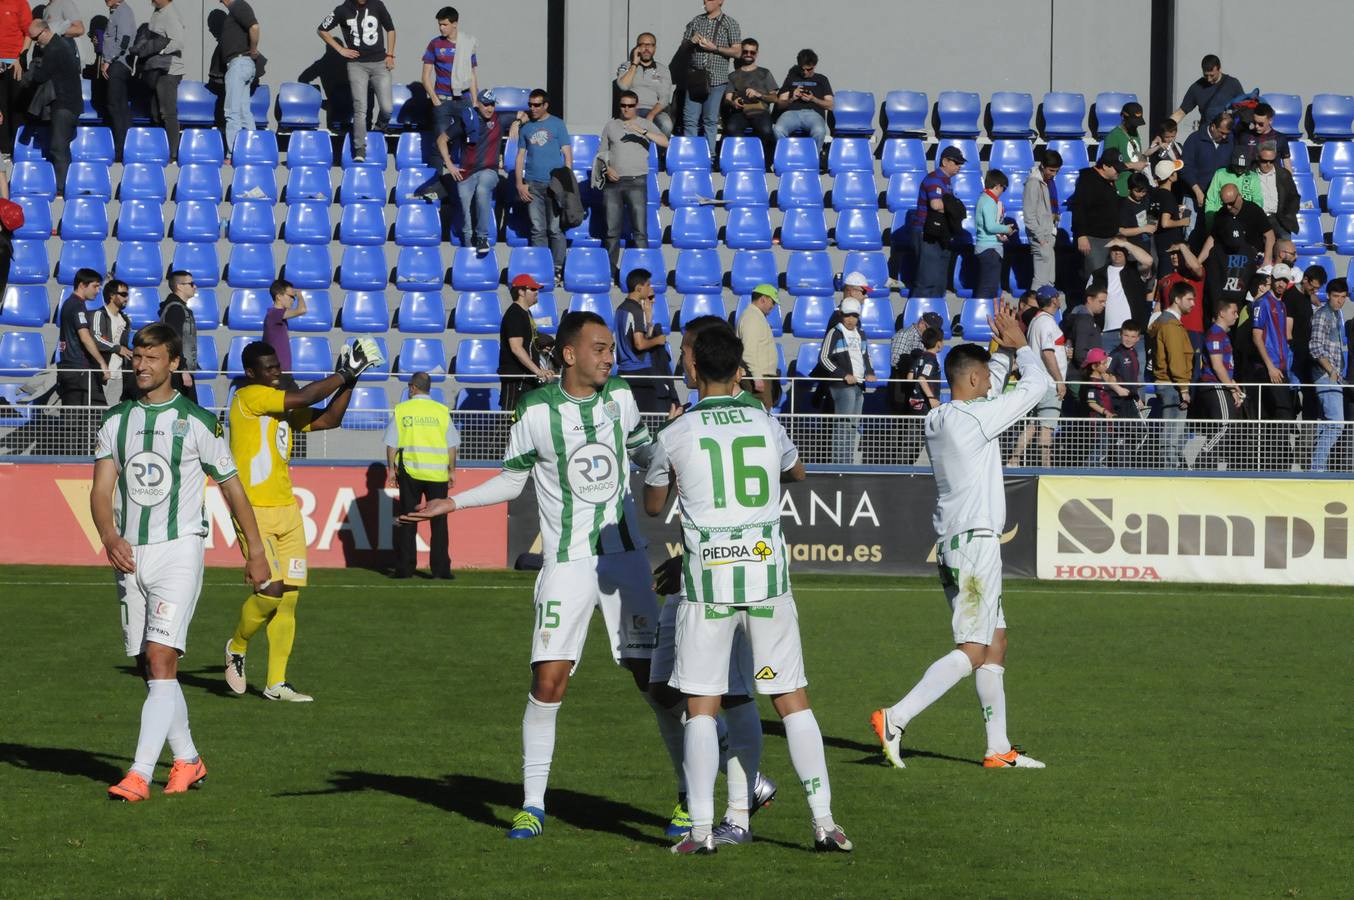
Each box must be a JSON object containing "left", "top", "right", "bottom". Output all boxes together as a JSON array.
[{"left": 91, "top": 324, "right": 270, "bottom": 802}]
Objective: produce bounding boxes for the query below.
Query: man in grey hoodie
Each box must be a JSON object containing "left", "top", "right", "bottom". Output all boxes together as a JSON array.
[{"left": 1023, "top": 149, "right": 1062, "bottom": 293}]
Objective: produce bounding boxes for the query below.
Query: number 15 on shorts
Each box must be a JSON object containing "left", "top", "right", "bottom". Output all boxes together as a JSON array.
[{"left": 536, "top": 600, "right": 561, "bottom": 629}]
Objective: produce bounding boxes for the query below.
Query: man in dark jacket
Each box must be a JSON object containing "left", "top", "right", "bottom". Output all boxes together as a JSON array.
[
  {"left": 1070, "top": 148, "right": 1127, "bottom": 280},
  {"left": 28, "top": 19, "right": 83, "bottom": 196},
  {"left": 1180, "top": 110, "right": 1233, "bottom": 213},
  {"left": 1253, "top": 143, "right": 1299, "bottom": 240},
  {"left": 159, "top": 270, "right": 199, "bottom": 402}
]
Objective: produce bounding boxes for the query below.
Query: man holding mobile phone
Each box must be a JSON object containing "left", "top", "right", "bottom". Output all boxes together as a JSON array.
[{"left": 615, "top": 31, "right": 672, "bottom": 136}]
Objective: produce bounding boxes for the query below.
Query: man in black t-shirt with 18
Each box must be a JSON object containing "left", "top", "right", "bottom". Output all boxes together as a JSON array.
[{"left": 318, "top": 0, "right": 398, "bottom": 162}]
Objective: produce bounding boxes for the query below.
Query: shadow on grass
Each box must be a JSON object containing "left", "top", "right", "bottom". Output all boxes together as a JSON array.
[
  {"left": 278, "top": 772, "right": 672, "bottom": 845},
  {"left": 0, "top": 743, "right": 125, "bottom": 784},
  {"left": 115, "top": 664, "right": 244, "bottom": 700},
  {"left": 760, "top": 719, "right": 979, "bottom": 767}
]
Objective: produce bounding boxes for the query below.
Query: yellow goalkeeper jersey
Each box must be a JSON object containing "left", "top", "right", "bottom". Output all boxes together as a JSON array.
[{"left": 228, "top": 384, "right": 315, "bottom": 507}]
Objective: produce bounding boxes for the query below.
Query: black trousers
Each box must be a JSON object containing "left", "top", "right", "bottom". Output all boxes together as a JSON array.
[
  {"left": 1191, "top": 384, "right": 1245, "bottom": 469},
  {"left": 394, "top": 469, "right": 450, "bottom": 577},
  {"left": 49, "top": 107, "right": 78, "bottom": 197},
  {"left": 0, "top": 66, "right": 22, "bottom": 154},
  {"left": 105, "top": 61, "right": 133, "bottom": 160},
  {"left": 724, "top": 111, "right": 775, "bottom": 167}
]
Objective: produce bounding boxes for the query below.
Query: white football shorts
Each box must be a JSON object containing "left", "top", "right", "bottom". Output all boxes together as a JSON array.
[
  {"left": 529, "top": 550, "right": 658, "bottom": 667},
  {"left": 938, "top": 529, "right": 1006, "bottom": 646},
  {"left": 117, "top": 534, "right": 206, "bottom": 657},
  {"left": 650, "top": 595, "right": 756, "bottom": 697},
  {"left": 669, "top": 594, "right": 807, "bottom": 697}
]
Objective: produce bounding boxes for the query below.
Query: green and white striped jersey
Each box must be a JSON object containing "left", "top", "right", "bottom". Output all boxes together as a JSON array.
[
  {"left": 505, "top": 378, "right": 651, "bottom": 563},
  {"left": 645, "top": 394, "right": 798, "bottom": 605},
  {"left": 94, "top": 394, "right": 238, "bottom": 546}
]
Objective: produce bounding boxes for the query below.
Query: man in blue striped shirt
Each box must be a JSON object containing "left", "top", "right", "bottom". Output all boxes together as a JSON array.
[{"left": 908, "top": 146, "right": 964, "bottom": 298}]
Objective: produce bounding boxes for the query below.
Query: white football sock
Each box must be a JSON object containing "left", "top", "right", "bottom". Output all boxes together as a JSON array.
[
  {"left": 644, "top": 691, "right": 688, "bottom": 795},
  {"left": 976, "top": 663, "right": 1011, "bottom": 756},
  {"left": 681, "top": 714, "right": 720, "bottom": 840},
  {"left": 887, "top": 649, "right": 973, "bottom": 732},
  {"left": 165, "top": 680, "right": 198, "bottom": 762},
  {"left": 782, "top": 709, "right": 834, "bottom": 830},
  {"left": 522, "top": 693, "right": 561, "bottom": 812},
  {"left": 130, "top": 680, "right": 177, "bottom": 782},
  {"left": 722, "top": 701, "right": 763, "bottom": 829}
]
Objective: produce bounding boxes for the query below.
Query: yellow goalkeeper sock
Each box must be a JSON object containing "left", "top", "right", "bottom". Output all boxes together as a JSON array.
[
  {"left": 229, "top": 592, "right": 280, "bottom": 655},
  {"left": 265, "top": 590, "right": 299, "bottom": 687}
]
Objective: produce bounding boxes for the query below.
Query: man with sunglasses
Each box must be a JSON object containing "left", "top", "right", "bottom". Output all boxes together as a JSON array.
[
  {"left": 722, "top": 38, "right": 777, "bottom": 166},
  {"left": 615, "top": 32, "right": 672, "bottom": 137},
  {"left": 92, "top": 280, "right": 134, "bottom": 405},
  {"left": 159, "top": 271, "right": 200, "bottom": 403},
  {"left": 419, "top": 88, "right": 503, "bottom": 255},
  {"left": 600, "top": 90, "right": 669, "bottom": 270},
  {"left": 512, "top": 89, "right": 571, "bottom": 280},
  {"left": 1252, "top": 143, "right": 1299, "bottom": 241}
]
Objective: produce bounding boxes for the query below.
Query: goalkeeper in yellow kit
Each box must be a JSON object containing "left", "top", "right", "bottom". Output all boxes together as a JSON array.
[{"left": 223, "top": 337, "right": 385, "bottom": 701}]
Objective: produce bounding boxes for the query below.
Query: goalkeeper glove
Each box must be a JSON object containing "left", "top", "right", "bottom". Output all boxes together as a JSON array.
[{"left": 335, "top": 337, "right": 385, "bottom": 385}]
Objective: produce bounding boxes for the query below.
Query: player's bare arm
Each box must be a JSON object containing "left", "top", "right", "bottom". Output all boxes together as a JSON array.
[
  {"left": 781, "top": 458, "right": 807, "bottom": 483},
  {"left": 91, "top": 457, "right": 134, "bottom": 574},
  {"left": 219, "top": 476, "right": 272, "bottom": 590},
  {"left": 643, "top": 479, "right": 671, "bottom": 516}
]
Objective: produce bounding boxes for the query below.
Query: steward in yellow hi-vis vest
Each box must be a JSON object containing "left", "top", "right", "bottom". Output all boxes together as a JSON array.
[{"left": 385, "top": 372, "right": 461, "bottom": 579}]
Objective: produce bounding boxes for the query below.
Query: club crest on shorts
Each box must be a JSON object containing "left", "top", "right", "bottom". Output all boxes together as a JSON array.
[{"left": 540, "top": 630, "right": 551, "bottom": 648}]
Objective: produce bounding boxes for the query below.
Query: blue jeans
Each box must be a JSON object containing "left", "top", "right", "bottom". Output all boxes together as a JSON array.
[
  {"left": 682, "top": 89, "right": 723, "bottom": 154},
  {"left": 603, "top": 175, "right": 649, "bottom": 268},
  {"left": 1157, "top": 384, "right": 1187, "bottom": 468},
  {"left": 347, "top": 60, "right": 392, "bottom": 151},
  {"left": 828, "top": 383, "right": 864, "bottom": 465},
  {"left": 910, "top": 227, "right": 951, "bottom": 298},
  {"left": 774, "top": 108, "right": 828, "bottom": 153},
  {"left": 224, "top": 55, "right": 256, "bottom": 157},
  {"left": 526, "top": 181, "right": 566, "bottom": 269},
  {"left": 456, "top": 168, "right": 498, "bottom": 245},
  {"left": 974, "top": 248, "right": 1002, "bottom": 299},
  {"left": 432, "top": 95, "right": 470, "bottom": 169},
  {"left": 1311, "top": 374, "right": 1346, "bottom": 472}
]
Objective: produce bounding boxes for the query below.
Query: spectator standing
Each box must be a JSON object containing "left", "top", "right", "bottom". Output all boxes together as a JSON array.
[
  {"left": 722, "top": 38, "right": 777, "bottom": 166},
  {"left": 56, "top": 268, "right": 109, "bottom": 407},
  {"left": 385, "top": 372, "right": 459, "bottom": 579},
  {"left": 98, "top": 0, "right": 135, "bottom": 162},
  {"left": 736, "top": 282, "right": 779, "bottom": 409},
  {"left": 1232, "top": 102, "right": 1291, "bottom": 169},
  {"left": 1155, "top": 244, "right": 1206, "bottom": 374},
  {"left": 898, "top": 327, "right": 943, "bottom": 462},
  {"left": 1092, "top": 238, "right": 1154, "bottom": 360},
  {"left": 1203, "top": 147, "right": 1261, "bottom": 228},
  {"left": 615, "top": 268, "right": 677, "bottom": 414},
  {"left": 1146, "top": 118, "right": 1183, "bottom": 183},
  {"left": 146, "top": 0, "right": 187, "bottom": 163},
  {"left": 615, "top": 32, "right": 672, "bottom": 136},
  {"left": 974, "top": 169, "right": 1014, "bottom": 299},
  {"left": 1198, "top": 184, "right": 1274, "bottom": 313},
  {"left": 1252, "top": 143, "right": 1298, "bottom": 241},
  {"left": 1283, "top": 262, "right": 1328, "bottom": 395},
  {"left": 680, "top": 0, "right": 740, "bottom": 159},
  {"left": 1148, "top": 161, "right": 1192, "bottom": 276},
  {"left": 1118, "top": 173, "right": 1156, "bottom": 260},
  {"left": 1070, "top": 148, "right": 1127, "bottom": 279},
  {"left": 1193, "top": 298, "right": 1245, "bottom": 469},
  {"left": 319, "top": 0, "right": 397, "bottom": 162},
  {"left": 420, "top": 88, "right": 502, "bottom": 255},
  {"left": 1064, "top": 280, "right": 1107, "bottom": 370},
  {"left": 0, "top": 0, "right": 31, "bottom": 159},
  {"left": 1023, "top": 149, "right": 1061, "bottom": 293},
  {"left": 1309, "top": 278, "right": 1348, "bottom": 472},
  {"left": 92, "top": 279, "right": 133, "bottom": 405},
  {"left": 817, "top": 297, "right": 875, "bottom": 465},
  {"left": 773, "top": 49, "right": 833, "bottom": 158},
  {"left": 27, "top": 18, "right": 82, "bottom": 197},
  {"left": 1107, "top": 319, "right": 1146, "bottom": 419},
  {"left": 1006, "top": 286, "right": 1066, "bottom": 469},
  {"left": 159, "top": 270, "right": 199, "bottom": 402},
  {"left": 497, "top": 274, "right": 554, "bottom": 411},
  {"left": 890, "top": 310, "right": 945, "bottom": 372},
  {"left": 421, "top": 7, "right": 480, "bottom": 164},
  {"left": 263, "top": 279, "right": 306, "bottom": 385},
  {"left": 600, "top": 89, "right": 669, "bottom": 271},
  {"left": 216, "top": 0, "right": 260, "bottom": 161},
  {"left": 512, "top": 89, "right": 571, "bottom": 279},
  {"left": 1180, "top": 110, "right": 1232, "bottom": 211},
  {"left": 1078, "top": 348, "right": 1116, "bottom": 465},
  {"left": 1171, "top": 54, "right": 1245, "bottom": 129},
  {"left": 1149, "top": 281, "right": 1196, "bottom": 469},
  {"left": 908, "top": 145, "right": 965, "bottom": 298},
  {"left": 1249, "top": 271, "right": 1295, "bottom": 469},
  {"left": 1100, "top": 101, "right": 1148, "bottom": 196}
]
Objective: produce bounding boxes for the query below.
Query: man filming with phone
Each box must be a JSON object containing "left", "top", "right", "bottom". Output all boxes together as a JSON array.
[{"left": 615, "top": 31, "right": 673, "bottom": 136}]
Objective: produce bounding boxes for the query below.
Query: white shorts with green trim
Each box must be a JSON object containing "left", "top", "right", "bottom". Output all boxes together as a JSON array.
[
  {"left": 938, "top": 529, "right": 1006, "bottom": 646},
  {"left": 669, "top": 594, "right": 807, "bottom": 697},
  {"left": 650, "top": 595, "right": 756, "bottom": 696},
  {"left": 529, "top": 550, "right": 658, "bottom": 668},
  {"left": 117, "top": 534, "right": 205, "bottom": 657}
]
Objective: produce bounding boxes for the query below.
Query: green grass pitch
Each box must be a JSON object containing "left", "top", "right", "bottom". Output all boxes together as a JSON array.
[{"left": 1, "top": 565, "right": 1346, "bottom": 898}]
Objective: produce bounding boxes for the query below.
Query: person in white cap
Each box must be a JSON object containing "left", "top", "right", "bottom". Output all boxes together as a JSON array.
[
  {"left": 816, "top": 293, "right": 875, "bottom": 465},
  {"left": 1149, "top": 159, "right": 1193, "bottom": 278}
]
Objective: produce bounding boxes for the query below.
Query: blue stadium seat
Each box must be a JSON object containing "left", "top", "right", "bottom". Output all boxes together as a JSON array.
[
  {"left": 826, "top": 137, "right": 872, "bottom": 175},
  {"left": 286, "top": 165, "right": 334, "bottom": 203},
  {"left": 1309, "top": 94, "right": 1354, "bottom": 140},
  {"left": 673, "top": 249, "right": 722, "bottom": 293},
  {"left": 1046, "top": 138, "right": 1091, "bottom": 172},
  {"left": 935, "top": 138, "right": 980, "bottom": 174},
  {"left": 502, "top": 201, "right": 530, "bottom": 247},
  {"left": 232, "top": 130, "right": 279, "bottom": 167},
  {"left": 286, "top": 129, "right": 334, "bottom": 168},
  {"left": 779, "top": 208, "right": 829, "bottom": 250},
  {"left": 56, "top": 240, "right": 105, "bottom": 283},
  {"left": 289, "top": 336, "right": 333, "bottom": 379},
  {"left": 398, "top": 291, "right": 448, "bottom": 333},
  {"left": 393, "top": 167, "right": 435, "bottom": 205},
  {"left": 231, "top": 165, "right": 278, "bottom": 203},
  {"left": 570, "top": 134, "right": 600, "bottom": 170},
  {"left": 276, "top": 82, "right": 323, "bottom": 131},
  {"left": 339, "top": 201, "right": 388, "bottom": 246},
  {"left": 567, "top": 293, "right": 612, "bottom": 317},
  {"left": 341, "top": 132, "right": 389, "bottom": 169},
  {"left": 391, "top": 202, "right": 443, "bottom": 248},
  {"left": 1091, "top": 92, "right": 1137, "bottom": 139},
  {"left": 79, "top": 78, "right": 98, "bottom": 123},
  {"left": 508, "top": 246, "right": 556, "bottom": 290},
  {"left": 283, "top": 201, "right": 332, "bottom": 245},
  {"left": 12, "top": 125, "right": 47, "bottom": 162},
  {"left": 175, "top": 164, "right": 224, "bottom": 202},
  {"left": 176, "top": 81, "right": 216, "bottom": 127},
  {"left": 119, "top": 163, "right": 168, "bottom": 201},
  {"left": 11, "top": 196, "right": 51, "bottom": 240},
  {"left": 960, "top": 296, "right": 997, "bottom": 341},
  {"left": 666, "top": 136, "right": 713, "bottom": 172},
  {"left": 395, "top": 246, "right": 445, "bottom": 290},
  {"left": 250, "top": 84, "right": 271, "bottom": 130},
  {"left": 901, "top": 297, "right": 951, "bottom": 336},
  {"left": 452, "top": 338, "right": 499, "bottom": 383},
  {"left": 949, "top": 171, "right": 982, "bottom": 207},
  {"left": 776, "top": 172, "right": 824, "bottom": 214},
  {"left": 722, "top": 169, "right": 769, "bottom": 206},
  {"left": 883, "top": 90, "right": 928, "bottom": 136},
  {"left": 450, "top": 291, "right": 502, "bottom": 334},
  {"left": 719, "top": 136, "right": 766, "bottom": 173},
  {"left": 670, "top": 206, "right": 719, "bottom": 249},
  {"left": 389, "top": 83, "right": 423, "bottom": 132},
  {"left": 646, "top": 170, "right": 661, "bottom": 206},
  {"left": 830, "top": 91, "right": 875, "bottom": 136},
  {"left": 789, "top": 294, "right": 834, "bottom": 338},
  {"left": 1326, "top": 176, "right": 1354, "bottom": 214},
  {"left": 285, "top": 292, "right": 333, "bottom": 333},
  {"left": 730, "top": 249, "right": 776, "bottom": 296},
  {"left": 448, "top": 247, "right": 499, "bottom": 292},
  {"left": 880, "top": 138, "right": 926, "bottom": 177},
  {"left": 0, "top": 285, "right": 49, "bottom": 326},
  {"left": 667, "top": 170, "right": 716, "bottom": 207},
  {"left": 0, "top": 331, "right": 46, "bottom": 375},
  {"left": 224, "top": 335, "right": 252, "bottom": 377},
  {"left": 773, "top": 138, "right": 819, "bottom": 175},
  {"left": 341, "top": 385, "right": 392, "bottom": 431},
  {"left": 1292, "top": 208, "right": 1324, "bottom": 253},
  {"left": 227, "top": 245, "right": 278, "bottom": 289},
  {"left": 339, "top": 291, "right": 390, "bottom": 332},
  {"left": 72, "top": 127, "right": 115, "bottom": 163},
  {"left": 122, "top": 288, "right": 160, "bottom": 328},
  {"left": 177, "top": 128, "right": 224, "bottom": 165},
  {"left": 8, "top": 240, "right": 50, "bottom": 284},
  {"left": 842, "top": 251, "right": 890, "bottom": 298},
  {"left": 65, "top": 161, "right": 112, "bottom": 198},
  {"left": 1290, "top": 141, "right": 1312, "bottom": 176},
  {"left": 171, "top": 243, "right": 220, "bottom": 287},
  {"left": 866, "top": 341, "right": 891, "bottom": 380},
  {"left": 454, "top": 387, "right": 498, "bottom": 411},
  {"left": 990, "top": 139, "right": 1036, "bottom": 175},
  {"left": 835, "top": 208, "right": 882, "bottom": 250},
  {"left": 491, "top": 86, "right": 530, "bottom": 117},
  {"left": 1295, "top": 172, "right": 1318, "bottom": 207},
  {"left": 227, "top": 290, "right": 269, "bottom": 330},
  {"left": 785, "top": 250, "right": 834, "bottom": 294},
  {"left": 123, "top": 127, "right": 170, "bottom": 164},
  {"left": 339, "top": 166, "right": 388, "bottom": 205},
  {"left": 734, "top": 293, "right": 783, "bottom": 336},
  {"left": 397, "top": 338, "right": 449, "bottom": 381},
  {"left": 530, "top": 292, "right": 559, "bottom": 334},
  {"left": 678, "top": 293, "right": 724, "bottom": 329},
  {"left": 563, "top": 247, "right": 611, "bottom": 293},
  {"left": 394, "top": 132, "right": 429, "bottom": 170},
  {"left": 1319, "top": 142, "right": 1354, "bottom": 180},
  {"left": 1261, "top": 93, "right": 1302, "bottom": 138},
  {"left": 228, "top": 201, "right": 277, "bottom": 244},
  {"left": 858, "top": 295, "right": 893, "bottom": 339},
  {"left": 10, "top": 160, "right": 56, "bottom": 199},
  {"left": 935, "top": 91, "right": 980, "bottom": 137},
  {"left": 0, "top": 384, "right": 33, "bottom": 423},
  {"left": 116, "top": 201, "right": 166, "bottom": 242},
  {"left": 188, "top": 288, "right": 220, "bottom": 330},
  {"left": 1041, "top": 92, "right": 1087, "bottom": 138},
  {"left": 338, "top": 246, "right": 386, "bottom": 290},
  {"left": 619, "top": 247, "right": 667, "bottom": 293},
  {"left": 987, "top": 91, "right": 1034, "bottom": 138},
  {"left": 831, "top": 171, "right": 877, "bottom": 210},
  {"left": 172, "top": 203, "right": 223, "bottom": 250},
  {"left": 724, "top": 206, "right": 773, "bottom": 250}
]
